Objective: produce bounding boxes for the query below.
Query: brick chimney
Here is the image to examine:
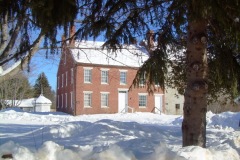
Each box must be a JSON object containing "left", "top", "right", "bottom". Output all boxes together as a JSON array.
[
  {"left": 147, "top": 30, "right": 154, "bottom": 51},
  {"left": 69, "top": 25, "right": 76, "bottom": 47},
  {"left": 61, "top": 35, "right": 66, "bottom": 50}
]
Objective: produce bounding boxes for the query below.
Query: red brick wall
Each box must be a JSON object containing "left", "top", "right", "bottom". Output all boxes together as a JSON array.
[
  {"left": 74, "top": 64, "right": 164, "bottom": 115},
  {"left": 57, "top": 47, "right": 165, "bottom": 115},
  {"left": 56, "top": 46, "right": 75, "bottom": 115}
]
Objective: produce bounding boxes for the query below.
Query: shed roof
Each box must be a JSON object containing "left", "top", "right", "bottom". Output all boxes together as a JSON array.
[
  {"left": 35, "top": 95, "right": 52, "bottom": 104},
  {"left": 20, "top": 98, "right": 35, "bottom": 107}
]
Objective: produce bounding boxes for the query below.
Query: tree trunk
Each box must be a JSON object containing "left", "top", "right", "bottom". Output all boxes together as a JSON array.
[{"left": 182, "top": 20, "right": 208, "bottom": 147}]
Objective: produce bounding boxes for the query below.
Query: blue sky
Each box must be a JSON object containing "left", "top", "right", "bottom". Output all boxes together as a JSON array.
[{"left": 28, "top": 50, "right": 61, "bottom": 92}]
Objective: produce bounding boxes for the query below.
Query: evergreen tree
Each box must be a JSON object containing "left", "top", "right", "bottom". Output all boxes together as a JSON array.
[
  {"left": 33, "top": 73, "right": 55, "bottom": 108},
  {"left": 21, "top": 74, "right": 34, "bottom": 99},
  {"left": 75, "top": 1, "right": 240, "bottom": 147},
  {"left": 0, "top": 0, "right": 79, "bottom": 79}
]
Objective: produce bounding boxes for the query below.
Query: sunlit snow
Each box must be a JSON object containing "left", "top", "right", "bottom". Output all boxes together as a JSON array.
[{"left": 0, "top": 108, "right": 240, "bottom": 160}]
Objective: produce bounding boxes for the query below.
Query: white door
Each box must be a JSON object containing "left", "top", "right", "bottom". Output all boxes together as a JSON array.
[
  {"left": 155, "top": 95, "right": 163, "bottom": 114},
  {"left": 118, "top": 91, "right": 127, "bottom": 113}
]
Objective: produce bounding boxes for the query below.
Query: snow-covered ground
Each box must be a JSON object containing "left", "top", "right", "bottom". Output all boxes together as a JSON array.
[{"left": 0, "top": 108, "right": 240, "bottom": 160}]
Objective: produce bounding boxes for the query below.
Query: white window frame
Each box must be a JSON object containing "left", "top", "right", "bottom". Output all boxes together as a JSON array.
[
  {"left": 65, "top": 93, "right": 67, "bottom": 108},
  {"left": 120, "top": 70, "right": 127, "bottom": 85},
  {"left": 84, "top": 67, "right": 92, "bottom": 83},
  {"left": 65, "top": 71, "right": 68, "bottom": 86},
  {"left": 57, "top": 95, "right": 59, "bottom": 108},
  {"left": 61, "top": 94, "right": 63, "bottom": 108},
  {"left": 138, "top": 93, "right": 147, "bottom": 108},
  {"left": 101, "top": 92, "right": 109, "bottom": 108},
  {"left": 57, "top": 76, "right": 59, "bottom": 89},
  {"left": 64, "top": 52, "right": 66, "bottom": 64},
  {"left": 83, "top": 91, "right": 92, "bottom": 108},
  {"left": 62, "top": 74, "right": 64, "bottom": 88},
  {"left": 139, "top": 73, "right": 146, "bottom": 86},
  {"left": 70, "top": 92, "right": 73, "bottom": 109},
  {"left": 101, "top": 69, "right": 109, "bottom": 84}
]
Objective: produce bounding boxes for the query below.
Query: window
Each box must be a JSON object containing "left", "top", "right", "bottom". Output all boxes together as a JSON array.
[
  {"left": 57, "top": 77, "right": 59, "bottom": 89},
  {"left": 120, "top": 71, "right": 127, "bottom": 85},
  {"left": 175, "top": 104, "right": 180, "bottom": 109},
  {"left": 70, "top": 92, "right": 73, "bottom": 109},
  {"left": 57, "top": 95, "right": 59, "bottom": 108},
  {"left": 71, "top": 68, "right": 73, "bottom": 84},
  {"left": 139, "top": 94, "right": 147, "bottom": 107},
  {"left": 84, "top": 92, "right": 92, "bottom": 107},
  {"left": 64, "top": 52, "right": 66, "bottom": 64},
  {"left": 101, "top": 69, "right": 109, "bottom": 84},
  {"left": 62, "top": 74, "right": 64, "bottom": 87},
  {"left": 154, "top": 76, "right": 160, "bottom": 86},
  {"left": 65, "top": 93, "right": 67, "bottom": 108},
  {"left": 61, "top": 94, "right": 63, "bottom": 108},
  {"left": 139, "top": 73, "right": 145, "bottom": 86},
  {"left": 66, "top": 71, "right": 68, "bottom": 86},
  {"left": 101, "top": 93, "right": 109, "bottom": 107},
  {"left": 84, "top": 68, "right": 92, "bottom": 83}
]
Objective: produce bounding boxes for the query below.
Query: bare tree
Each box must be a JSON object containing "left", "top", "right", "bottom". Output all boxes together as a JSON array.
[{"left": 0, "top": 72, "right": 33, "bottom": 109}]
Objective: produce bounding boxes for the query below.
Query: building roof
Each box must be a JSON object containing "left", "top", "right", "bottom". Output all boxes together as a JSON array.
[
  {"left": 4, "top": 98, "right": 35, "bottom": 108},
  {"left": 35, "top": 95, "right": 52, "bottom": 104},
  {"left": 20, "top": 98, "right": 36, "bottom": 107},
  {"left": 4, "top": 95, "right": 52, "bottom": 108},
  {"left": 70, "top": 41, "right": 149, "bottom": 67}
]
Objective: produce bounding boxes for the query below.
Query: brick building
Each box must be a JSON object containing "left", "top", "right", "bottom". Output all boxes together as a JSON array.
[{"left": 56, "top": 38, "right": 165, "bottom": 115}]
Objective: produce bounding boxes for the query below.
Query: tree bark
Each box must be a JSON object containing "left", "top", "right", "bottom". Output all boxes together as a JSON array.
[{"left": 182, "top": 20, "right": 208, "bottom": 147}]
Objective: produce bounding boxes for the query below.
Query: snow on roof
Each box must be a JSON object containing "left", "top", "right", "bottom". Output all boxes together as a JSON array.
[
  {"left": 71, "top": 41, "right": 149, "bottom": 67},
  {"left": 35, "top": 95, "right": 52, "bottom": 104},
  {"left": 20, "top": 98, "right": 36, "bottom": 107},
  {"left": 4, "top": 98, "right": 35, "bottom": 108}
]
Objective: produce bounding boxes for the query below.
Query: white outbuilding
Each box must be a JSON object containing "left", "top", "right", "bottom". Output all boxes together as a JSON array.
[{"left": 35, "top": 94, "right": 52, "bottom": 112}]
